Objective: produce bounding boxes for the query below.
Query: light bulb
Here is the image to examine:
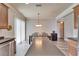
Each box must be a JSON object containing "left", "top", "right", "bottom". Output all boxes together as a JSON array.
[
  {"left": 60, "top": 21, "right": 63, "bottom": 24},
  {"left": 35, "top": 24, "right": 42, "bottom": 27}
]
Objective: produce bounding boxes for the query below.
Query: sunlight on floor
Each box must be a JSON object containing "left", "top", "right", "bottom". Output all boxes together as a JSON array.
[
  {"left": 35, "top": 38, "right": 43, "bottom": 48},
  {"left": 15, "top": 41, "right": 30, "bottom": 56}
]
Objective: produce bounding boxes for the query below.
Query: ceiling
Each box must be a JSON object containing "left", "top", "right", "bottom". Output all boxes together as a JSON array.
[{"left": 9, "top": 3, "right": 73, "bottom": 20}]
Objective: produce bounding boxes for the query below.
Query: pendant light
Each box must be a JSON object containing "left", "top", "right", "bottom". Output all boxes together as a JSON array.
[
  {"left": 35, "top": 13, "right": 42, "bottom": 27},
  {"left": 35, "top": 4, "right": 42, "bottom": 27}
]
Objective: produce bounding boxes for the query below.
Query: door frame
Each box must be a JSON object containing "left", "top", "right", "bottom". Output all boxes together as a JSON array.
[{"left": 57, "top": 20, "right": 64, "bottom": 40}]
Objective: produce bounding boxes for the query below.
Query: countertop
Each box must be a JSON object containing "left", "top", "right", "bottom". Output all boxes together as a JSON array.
[
  {"left": 0, "top": 38, "right": 15, "bottom": 44},
  {"left": 67, "top": 37, "right": 78, "bottom": 41}
]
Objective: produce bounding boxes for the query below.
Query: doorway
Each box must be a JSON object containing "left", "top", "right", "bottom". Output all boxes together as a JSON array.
[{"left": 57, "top": 21, "right": 64, "bottom": 40}]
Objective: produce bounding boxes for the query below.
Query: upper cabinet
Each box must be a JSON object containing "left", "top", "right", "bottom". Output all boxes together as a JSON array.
[
  {"left": 0, "top": 3, "right": 8, "bottom": 29},
  {"left": 73, "top": 5, "right": 79, "bottom": 29}
]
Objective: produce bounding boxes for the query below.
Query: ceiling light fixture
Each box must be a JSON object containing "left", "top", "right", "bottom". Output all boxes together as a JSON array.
[
  {"left": 25, "top": 2, "right": 29, "bottom": 4},
  {"left": 35, "top": 4, "right": 42, "bottom": 27},
  {"left": 36, "top": 24, "right": 42, "bottom": 27},
  {"left": 35, "top": 12, "right": 42, "bottom": 27},
  {"left": 60, "top": 21, "right": 63, "bottom": 24}
]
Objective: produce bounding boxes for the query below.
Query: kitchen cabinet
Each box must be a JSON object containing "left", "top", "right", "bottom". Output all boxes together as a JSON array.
[
  {"left": 73, "top": 5, "right": 79, "bottom": 29},
  {"left": 67, "top": 39, "right": 77, "bottom": 56},
  {"left": 0, "top": 3, "right": 8, "bottom": 29},
  {"left": 0, "top": 38, "right": 16, "bottom": 56},
  {"left": 0, "top": 42, "right": 9, "bottom": 56}
]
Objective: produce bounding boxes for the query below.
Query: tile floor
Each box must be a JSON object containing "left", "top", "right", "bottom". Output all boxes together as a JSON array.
[
  {"left": 15, "top": 41, "right": 30, "bottom": 56},
  {"left": 26, "top": 37, "right": 65, "bottom": 56},
  {"left": 54, "top": 41, "right": 68, "bottom": 56}
]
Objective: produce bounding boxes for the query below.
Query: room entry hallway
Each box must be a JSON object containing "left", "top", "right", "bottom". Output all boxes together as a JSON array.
[{"left": 26, "top": 37, "right": 64, "bottom": 56}]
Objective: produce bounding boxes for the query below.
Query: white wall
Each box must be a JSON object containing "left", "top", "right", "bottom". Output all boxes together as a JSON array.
[
  {"left": 63, "top": 12, "right": 78, "bottom": 40},
  {"left": 64, "top": 12, "right": 74, "bottom": 40},
  {"left": 26, "top": 18, "right": 57, "bottom": 42}
]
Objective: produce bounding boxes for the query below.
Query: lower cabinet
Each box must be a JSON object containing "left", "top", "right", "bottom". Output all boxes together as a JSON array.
[
  {"left": 0, "top": 40, "right": 15, "bottom": 56},
  {"left": 67, "top": 39, "right": 77, "bottom": 56},
  {"left": 9, "top": 40, "right": 15, "bottom": 56},
  {"left": 0, "top": 43, "right": 9, "bottom": 56}
]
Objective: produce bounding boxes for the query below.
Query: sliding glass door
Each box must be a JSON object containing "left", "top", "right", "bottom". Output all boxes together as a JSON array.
[{"left": 14, "top": 17, "right": 25, "bottom": 44}]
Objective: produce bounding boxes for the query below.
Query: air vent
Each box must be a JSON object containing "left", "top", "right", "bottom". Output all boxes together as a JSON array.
[{"left": 36, "top": 4, "right": 42, "bottom": 7}]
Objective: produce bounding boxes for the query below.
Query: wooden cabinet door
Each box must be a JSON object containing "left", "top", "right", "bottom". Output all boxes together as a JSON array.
[
  {"left": 68, "top": 40, "right": 77, "bottom": 56},
  {"left": 0, "top": 3, "right": 8, "bottom": 29},
  {"left": 73, "top": 5, "right": 79, "bottom": 29}
]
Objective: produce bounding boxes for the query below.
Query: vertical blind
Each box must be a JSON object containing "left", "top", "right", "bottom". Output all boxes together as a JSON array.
[{"left": 14, "top": 17, "right": 25, "bottom": 44}]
